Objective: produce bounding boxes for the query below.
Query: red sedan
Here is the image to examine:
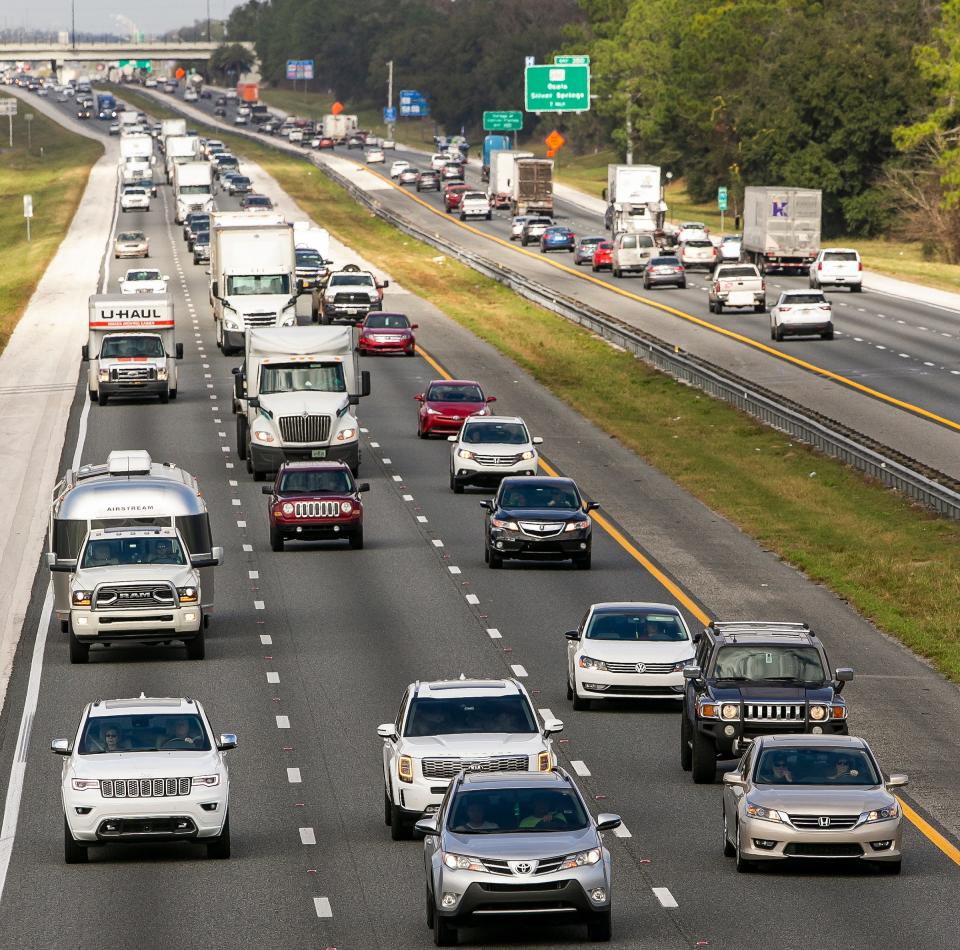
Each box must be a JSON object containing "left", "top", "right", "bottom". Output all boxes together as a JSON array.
[
  {"left": 264, "top": 461, "right": 368, "bottom": 550},
  {"left": 358, "top": 311, "right": 417, "bottom": 356},
  {"left": 316, "top": 136, "right": 335, "bottom": 150},
  {"left": 444, "top": 183, "right": 470, "bottom": 213},
  {"left": 592, "top": 241, "right": 614, "bottom": 272},
  {"left": 415, "top": 379, "right": 496, "bottom": 438}
]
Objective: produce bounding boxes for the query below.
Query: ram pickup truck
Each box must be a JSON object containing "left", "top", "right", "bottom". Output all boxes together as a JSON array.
[
  {"left": 321, "top": 268, "right": 387, "bottom": 325},
  {"left": 708, "top": 263, "right": 766, "bottom": 313}
]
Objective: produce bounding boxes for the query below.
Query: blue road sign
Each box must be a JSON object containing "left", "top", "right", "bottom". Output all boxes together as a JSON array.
[{"left": 383, "top": 106, "right": 397, "bottom": 123}]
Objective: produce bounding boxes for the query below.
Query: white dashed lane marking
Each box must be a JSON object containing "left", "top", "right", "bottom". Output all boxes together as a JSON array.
[
  {"left": 448, "top": 566, "right": 461, "bottom": 574},
  {"left": 486, "top": 628, "right": 502, "bottom": 639},
  {"left": 392, "top": 475, "right": 403, "bottom": 482},
  {"left": 299, "top": 827, "right": 316, "bottom": 845},
  {"left": 260, "top": 634, "right": 272, "bottom": 645},
  {"left": 652, "top": 887, "right": 678, "bottom": 908},
  {"left": 570, "top": 760, "right": 591, "bottom": 777},
  {"left": 242, "top": 544, "right": 253, "bottom": 552},
  {"left": 266, "top": 672, "right": 280, "bottom": 684},
  {"left": 465, "top": 593, "right": 479, "bottom": 604},
  {"left": 276, "top": 716, "right": 290, "bottom": 729},
  {"left": 287, "top": 768, "right": 301, "bottom": 783},
  {"left": 249, "top": 570, "right": 259, "bottom": 579},
  {"left": 313, "top": 897, "right": 333, "bottom": 918},
  {"left": 613, "top": 823, "right": 632, "bottom": 838},
  {"left": 254, "top": 600, "right": 265, "bottom": 610},
  {"left": 510, "top": 664, "right": 528, "bottom": 678},
  {"left": 236, "top": 520, "right": 246, "bottom": 528},
  {"left": 432, "top": 539, "right": 444, "bottom": 548}
]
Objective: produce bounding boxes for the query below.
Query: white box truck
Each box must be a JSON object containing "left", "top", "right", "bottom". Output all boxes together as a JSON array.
[
  {"left": 321, "top": 113, "right": 358, "bottom": 141},
  {"left": 118, "top": 133, "right": 155, "bottom": 192},
  {"left": 160, "top": 117, "right": 187, "bottom": 145},
  {"left": 164, "top": 134, "right": 201, "bottom": 183},
  {"left": 173, "top": 160, "right": 214, "bottom": 223},
  {"left": 742, "top": 186, "right": 822, "bottom": 274},
  {"left": 209, "top": 212, "right": 297, "bottom": 355},
  {"left": 83, "top": 293, "right": 182, "bottom": 405},
  {"left": 488, "top": 150, "right": 533, "bottom": 209},
  {"left": 604, "top": 164, "right": 666, "bottom": 237},
  {"left": 233, "top": 326, "right": 370, "bottom": 478}
]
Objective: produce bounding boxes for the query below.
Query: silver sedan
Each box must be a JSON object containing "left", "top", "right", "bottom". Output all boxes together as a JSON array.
[{"left": 722, "top": 734, "right": 906, "bottom": 873}]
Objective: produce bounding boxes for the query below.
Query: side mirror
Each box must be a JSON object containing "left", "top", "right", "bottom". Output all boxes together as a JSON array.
[
  {"left": 81, "top": 344, "right": 89, "bottom": 361},
  {"left": 722, "top": 772, "right": 746, "bottom": 786},
  {"left": 163, "top": 274, "right": 170, "bottom": 281},
  {"left": 410, "top": 323, "right": 419, "bottom": 329},
  {"left": 596, "top": 813, "right": 621, "bottom": 832},
  {"left": 348, "top": 394, "right": 360, "bottom": 406},
  {"left": 683, "top": 665, "right": 702, "bottom": 680},
  {"left": 116, "top": 276, "right": 123, "bottom": 284},
  {"left": 176, "top": 343, "right": 184, "bottom": 360},
  {"left": 532, "top": 437, "right": 544, "bottom": 445},
  {"left": 835, "top": 667, "right": 854, "bottom": 683},
  {"left": 247, "top": 396, "right": 260, "bottom": 409},
  {"left": 50, "top": 739, "right": 71, "bottom": 756},
  {"left": 886, "top": 773, "right": 908, "bottom": 790},
  {"left": 261, "top": 485, "right": 273, "bottom": 495},
  {"left": 414, "top": 394, "right": 424, "bottom": 402},
  {"left": 211, "top": 280, "right": 218, "bottom": 297},
  {"left": 377, "top": 723, "right": 397, "bottom": 740},
  {"left": 693, "top": 632, "right": 703, "bottom": 644},
  {"left": 357, "top": 483, "right": 371, "bottom": 493},
  {"left": 361, "top": 370, "right": 371, "bottom": 398},
  {"left": 586, "top": 501, "right": 600, "bottom": 511},
  {"left": 479, "top": 500, "right": 492, "bottom": 510},
  {"left": 542, "top": 718, "right": 564, "bottom": 735},
  {"left": 231, "top": 366, "right": 241, "bottom": 375},
  {"left": 564, "top": 629, "right": 580, "bottom": 641},
  {"left": 447, "top": 435, "right": 457, "bottom": 442},
  {"left": 48, "top": 557, "right": 77, "bottom": 573},
  {"left": 486, "top": 395, "right": 497, "bottom": 403},
  {"left": 217, "top": 733, "right": 238, "bottom": 751},
  {"left": 414, "top": 817, "right": 438, "bottom": 836}
]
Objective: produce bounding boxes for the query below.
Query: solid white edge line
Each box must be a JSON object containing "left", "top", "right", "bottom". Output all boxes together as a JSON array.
[
  {"left": 313, "top": 896, "right": 333, "bottom": 918},
  {"left": 652, "top": 886, "right": 678, "bottom": 908}
]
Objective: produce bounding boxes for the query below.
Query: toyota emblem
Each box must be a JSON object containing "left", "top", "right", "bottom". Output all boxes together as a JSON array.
[
  {"left": 635, "top": 662, "right": 647, "bottom": 673},
  {"left": 818, "top": 816, "right": 831, "bottom": 827},
  {"left": 509, "top": 859, "right": 537, "bottom": 875},
  {"left": 514, "top": 862, "right": 531, "bottom": 874}
]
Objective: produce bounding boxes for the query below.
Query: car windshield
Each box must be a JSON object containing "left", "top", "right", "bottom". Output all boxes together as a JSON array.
[
  {"left": 754, "top": 747, "right": 880, "bottom": 786},
  {"left": 225, "top": 274, "right": 291, "bottom": 295},
  {"left": 462, "top": 422, "right": 528, "bottom": 445},
  {"left": 194, "top": 231, "right": 210, "bottom": 244},
  {"left": 427, "top": 383, "right": 484, "bottom": 402},
  {"left": 528, "top": 218, "right": 552, "bottom": 226},
  {"left": 782, "top": 294, "right": 826, "bottom": 305},
  {"left": 579, "top": 237, "right": 604, "bottom": 246},
  {"left": 100, "top": 336, "right": 165, "bottom": 358},
  {"left": 118, "top": 232, "right": 145, "bottom": 242},
  {"left": 79, "top": 714, "right": 211, "bottom": 754},
  {"left": 499, "top": 483, "right": 580, "bottom": 510},
  {"left": 686, "top": 240, "right": 713, "bottom": 248},
  {"left": 245, "top": 197, "right": 272, "bottom": 207},
  {"left": 123, "top": 189, "right": 146, "bottom": 196},
  {"left": 719, "top": 267, "right": 758, "bottom": 278},
  {"left": 823, "top": 251, "right": 858, "bottom": 261},
  {"left": 188, "top": 215, "right": 209, "bottom": 228},
  {"left": 330, "top": 274, "right": 375, "bottom": 288},
  {"left": 586, "top": 610, "right": 688, "bottom": 642},
  {"left": 722, "top": 236, "right": 742, "bottom": 244},
  {"left": 650, "top": 257, "right": 680, "bottom": 266},
  {"left": 80, "top": 535, "right": 186, "bottom": 568},
  {"left": 179, "top": 184, "right": 210, "bottom": 195},
  {"left": 598, "top": 242, "right": 612, "bottom": 251},
  {"left": 365, "top": 313, "right": 410, "bottom": 329},
  {"left": 259, "top": 361, "right": 346, "bottom": 394},
  {"left": 711, "top": 645, "right": 827, "bottom": 683},
  {"left": 447, "top": 788, "right": 589, "bottom": 834},
  {"left": 297, "top": 249, "right": 322, "bottom": 264},
  {"left": 278, "top": 469, "right": 353, "bottom": 494},
  {"left": 125, "top": 270, "right": 161, "bottom": 281},
  {"left": 405, "top": 695, "right": 537, "bottom": 737}
]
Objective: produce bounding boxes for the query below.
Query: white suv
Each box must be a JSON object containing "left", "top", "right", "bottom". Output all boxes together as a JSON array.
[
  {"left": 377, "top": 678, "right": 563, "bottom": 840},
  {"left": 566, "top": 603, "right": 695, "bottom": 709},
  {"left": 448, "top": 416, "right": 542, "bottom": 493},
  {"left": 53, "top": 696, "right": 236, "bottom": 863},
  {"left": 809, "top": 247, "right": 862, "bottom": 291}
]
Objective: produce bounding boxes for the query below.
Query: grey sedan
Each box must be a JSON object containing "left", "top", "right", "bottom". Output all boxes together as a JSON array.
[
  {"left": 722, "top": 734, "right": 906, "bottom": 873},
  {"left": 417, "top": 769, "right": 620, "bottom": 944}
]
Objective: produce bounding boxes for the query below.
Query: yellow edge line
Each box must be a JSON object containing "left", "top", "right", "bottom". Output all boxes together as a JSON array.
[
  {"left": 355, "top": 162, "right": 960, "bottom": 432},
  {"left": 414, "top": 340, "right": 959, "bottom": 868}
]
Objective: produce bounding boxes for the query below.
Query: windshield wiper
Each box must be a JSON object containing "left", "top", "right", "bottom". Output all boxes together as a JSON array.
[
  {"left": 761, "top": 677, "right": 825, "bottom": 686},
  {"left": 712, "top": 675, "right": 752, "bottom": 682}
]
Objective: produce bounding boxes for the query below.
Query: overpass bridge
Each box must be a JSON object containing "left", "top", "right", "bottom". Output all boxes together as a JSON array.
[{"left": 0, "top": 40, "right": 254, "bottom": 64}]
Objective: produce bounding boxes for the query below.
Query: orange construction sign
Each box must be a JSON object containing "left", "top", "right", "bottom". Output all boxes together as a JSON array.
[
  {"left": 331, "top": 101, "right": 344, "bottom": 115},
  {"left": 545, "top": 130, "right": 566, "bottom": 152}
]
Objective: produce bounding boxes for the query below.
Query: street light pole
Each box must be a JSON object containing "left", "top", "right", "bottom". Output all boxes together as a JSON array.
[
  {"left": 386, "top": 59, "right": 394, "bottom": 140},
  {"left": 71, "top": 0, "right": 76, "bottom": 48},
  {"left": 207, "top": 0, "right": 211, "bottom": 42}
]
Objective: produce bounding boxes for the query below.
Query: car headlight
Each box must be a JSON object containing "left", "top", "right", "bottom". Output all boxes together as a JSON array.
[
  {"left": 520, "top": 450, "right": 536, "bottom": 460},
  {"left": 809, "top": 704, "right": 828, "bottom": 721},
  {"left": 98, "top": 370, "right": 110, "bottom": 382},
  {"left": 720, "top": 703, "right": 740, "bottom": 721},
  {"left": 490, "top": 517, "right": 518, "bottom": 531},
  {"left": 281, "top": 314, "right": 296, "bottom": 327},
  {"left": 341, "top": 501, "right": 353, "bottom": 514},
  {"left": 457, "top": 448, "right": 475, "bottom": 460},
  {"left": 578, "top": 655, "right": 607, "bottom": 671},
  {"left": 177, "top": 586, "right": 198, "bottom": 604},
  {"left": 443, "top": 853, "right": 485, "bottom": 872},
  {"left": 253, "top": 429, "right": 275, "bottom": 443},
  {"left": 193, "top": 774, "right": 220, "bottom": 788},
  {"left": 862, "top": 803, "right": 898, "bottom": 823},
  {"left": 281, "top": 502, "right": 294, "bottom": 515},
  {"left": 671, "top": 658, "right": 695, "bottom": 672},
  {"left": 71, "top": 778, "right": 100, "bottom": 791},
  {"left": 559, "top": 848, "right": 601, "bottom": 870},
  {"left": 336, "top": 428, "right": 357, "bottom": 442},
  {"left": 745, "top": 800, "right": 782, "bottom": 823},
  {"left": 538, "top": 750, "right": 552, "bottom": 772},
  {"left": 563, "top": 519, "right": 591, "bottom": 533},
  {"left": 157, "top": 368, "right": 167, "bottom": 380},
  {"left": 71, "top": 590, "right": 91, "bottom": 607},
  {"left": 398, "top": 755, "right": 414, "bottom": 783},
  {"left": 425, "top": 407, "right": 442, "bottom": 416}
]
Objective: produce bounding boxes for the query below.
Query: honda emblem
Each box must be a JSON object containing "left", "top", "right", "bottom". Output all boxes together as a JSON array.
[{"left": 818, "top": 816, "right": 831, "bottom": 828}]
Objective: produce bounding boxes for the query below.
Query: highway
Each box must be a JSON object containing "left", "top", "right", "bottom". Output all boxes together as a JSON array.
[{"left": 0, "top": 91, "right": 957, "bottom": 950}]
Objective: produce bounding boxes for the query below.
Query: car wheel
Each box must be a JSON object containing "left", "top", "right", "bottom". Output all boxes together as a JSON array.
[
  {"left": 88, "top": 389, "right": 96, "bottom": 402},
  {"left": 773, "top": 325, "right": 784, "bottom": 342},
  {"left": 566, "top": 677, "right": 573, "bottom": 700},
  {"left": 64, "top": 817, "right": 88, "bottom": 864},
  {"left": 754, "top": 303, "right": 766, "bottom": 314},
  {"left": 586, "top": 907, "right": 612, "bottom": 942},
  {"left": 459, "top": 214, "right": 465, "bottom": 221},
  {"left": 488, "top": 548, "right": 503, "bottom": 569},
  {"left": 185, "top": 629, "right": 205, "bottom": 660},
  {"left": 159, "top": 389, "right": 169, "bottom": 405},
  {"left": 680, "top": 710, "right": 693, "bottom": 771},
  {"left": 270, "top": 526, "right": 284, "bottom": 552},
  {"left": 613, "top": 267, "right": 621, "bottom": 278},
  {"left": 678, "top": 281, "right": 687, "bottom": 289},
  {"left": 349, "top": 527, "right": 364, "bottom": 550},
  {"left": 723, "top": 806, "right": 736, "bottom": 857},
  {"left": 425, "top": 884, "right": 436, "bottom": 929},
  {"left": 433, "top": 915, "right": 457, "bottom": 946},
  {"left": 822, "top": 327, "right": 834, "bottom": 340},
  {"left": 237, "top": 417, "right": 248, "bottom": 459},
  {"left": 206, "top": 815, "right": 230, "bottom": 859},
  {"left": 571, "top": 686, "right": 591, "bottom": 711},
  {"left": 851, "top": 283, "right": 862, "bottom": 293},
  {"left": 69, "top": 624, "right": 89, "bottom": 664},
  {"left": 451, "top": 475, "right": 464, "bottom": 494},
  {"left": 770, "top": 326, "right": 777, "bottom": 340},
  {"left": 390, "top": 803, "right": 413, "bottom": 841},
  {"left": 384, "top": 787, "right": 393, "bottom": 826},
  {"left": 574, "top": 552, "right": 591, "bottom": 570},
  {"left": 715, "top": 302, "right": 723, "bottom": 314},
  {"left": 592, "top": 264, "right": 598, "bottom": 272},
  {"left": 643, "top": 279, "right": 651, "bottom": 289},
  {"left": 735, "top": 821, "right": 756, "bottom": 873},
  {"left": 97, "top": 390, "right": 108, "bottom": 407},
  {"left": 486, "top": 212, "right": 491, "bottom": 220},
  {"left": 691, "top": 729, "right": 717, "bottom": 784}
]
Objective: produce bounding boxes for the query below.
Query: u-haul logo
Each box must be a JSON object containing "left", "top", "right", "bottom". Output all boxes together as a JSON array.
[{"left": 99, "top": 308, "right": 162, "bottom": 320}]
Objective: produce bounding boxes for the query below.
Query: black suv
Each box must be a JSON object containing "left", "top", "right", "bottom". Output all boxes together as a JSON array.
[{"left": 680, "top": 621, "right": 853, "bottom": 783}]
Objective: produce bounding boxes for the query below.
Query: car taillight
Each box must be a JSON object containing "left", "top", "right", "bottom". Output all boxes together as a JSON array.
[
  {"left": 819, "top": 305, "right": 831, "bottom": 310},
  {"left": 818, "top": 261, "right": 823, "bottom": 270},
  {"left": 858, "top": 261, "right": 862, "bottom": 271},
  {"left": 780, "top": 306, "right": 791, "bottom": 311},
  {"left": 677, "top": 265, "right": 684, "bottom": 271}
]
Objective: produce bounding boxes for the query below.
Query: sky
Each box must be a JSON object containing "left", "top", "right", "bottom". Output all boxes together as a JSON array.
[{"left": 2, "top": 0, "right": 243, "bottom": 36}]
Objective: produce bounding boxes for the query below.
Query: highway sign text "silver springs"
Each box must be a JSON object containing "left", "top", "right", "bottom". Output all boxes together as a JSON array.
[{"left": 100, "top": 308, "right": 162, "bottom": 320}]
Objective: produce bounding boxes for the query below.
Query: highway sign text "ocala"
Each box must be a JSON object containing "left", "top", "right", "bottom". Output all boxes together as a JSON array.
[{"left": 525, "top": 65, "right": 590, "bottom": 113}]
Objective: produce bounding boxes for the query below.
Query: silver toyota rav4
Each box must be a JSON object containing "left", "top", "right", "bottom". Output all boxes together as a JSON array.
[{"left": 417, "top": 769, "right": 621, "bottom": 945}]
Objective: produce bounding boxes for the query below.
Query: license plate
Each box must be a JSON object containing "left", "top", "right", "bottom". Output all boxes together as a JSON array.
[
  {"left": 347, "top": 308, "right": 360, "bottom": 314},
  {"left": 310, "top": 449, "right": 327, "bottom": 459}
]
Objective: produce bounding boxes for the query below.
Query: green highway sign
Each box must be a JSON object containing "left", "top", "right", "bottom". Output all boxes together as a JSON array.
[
  {"left": 119, "top": 59, "right": 153, "bottom": 72},
  {"left": 483, "top": 110, "right": 523, "bottom": 132},
  {"left": 718, "top": 186, "right": 728, "bottom": 211},
  {"left": 554, "top": 55, "right": 590, "bottom": 66},
  {"left": 524, "top": 64, "right": 591, "bottom": 113}
]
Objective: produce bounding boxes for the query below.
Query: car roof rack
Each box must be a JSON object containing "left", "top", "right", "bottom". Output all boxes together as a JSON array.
[{"left": 709, "top": 621, "right": 813, "bottom": 641}]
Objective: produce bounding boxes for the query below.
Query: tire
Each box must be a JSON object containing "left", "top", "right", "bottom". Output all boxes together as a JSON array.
[
  {"left": 485, "top": 212, "right": 491, "bottom": 220},
  {"left": 735, "top": 821, "right": 755, "bottom": 873},
  {"left": 574, "top": 552, "right": 591, "bottom": 570},
  {"left": 97, "top": 391, "right": 108, "bottom": 407},
  {"left": 433, "top": 915, "right": 457, "bottom": 946},
  {"left": 206, "top": 815, "right": 231, "bottom": 859},
  {"left": 851, "top": 283, "right": 862, "bottom": 293},
  {"left": 678, "top": 281, "right": 687, "bottom": 289},
  {"left": 88, "top": 389, "right": 96, "bottom": 402},
  {"left": 169, "top": 388, "right": 177, "bottom": 400},
  {"left": 643, "top": 279, "right": 651, "bottom": 289},
  {"left": 349, "top": 527, "right": 364, "bottom": 550},
  {"left": 715, "top": 302, "right": 723, "bottom": 314},
  {"left": 390, "top": 803, "right": 412, "bottom": 841},
  {"left": 69, "top": 626, "right": 90, "bottom": 664},
  {"left": 566, "top": 677, "right": 573, "bottom": 700},
  {"left": 586, "top": 908, "right": 612, "bottom": 942},
  {"left": 451, "top": 475, "right": 464, "bottom": 494},
  {"left": 237, "top": 416, "right": 248, "bottom": 459},
  {"left": 770, "top": 327, "right": 777, "bottom": 340},
  {"left": 691, "top": 729, "right": 717, "bottom": 784},
  {"left": 159, "top": 389, "right": 169, "bottom": 404},
  {"left": 384, "top": 787, "right": 392, "bottom": 826},
  {"left": 426, "top": 884, "right": 436, "bottom": 929},
  {"left": 822, "top": 328, "right": 834, "bottom": 340},
  {"left": 64, "top": 817, "right": 87, "bottom": 864},
  {"left": 773, "top": 325, "right": 784, "bottom": 342},
  {"left": 572, "top": 689, "right": 591, "bottom": 711},
  {"left": 680, "top": 710, "right": 693, "bottom": 771},
  {"left": 185, "top": 629, "right": 205, "bottom": 660},
  {"left": 592, "top": 264, "right": 598, "bottom": 272},
  {"left": 754, "top": 303, "right": 766, "bottom": 314},
  {"left": 613, "top": 267, "right": 621, "bottom": 278},
  {"left": 723, "top": 806, "right": 736, "bottom": 857},
  {"left": 487, "top": 548, "right": 503, "bottom": 569},
  {"left": 270, "top": 526, "right": 284, "bottom": 552}
]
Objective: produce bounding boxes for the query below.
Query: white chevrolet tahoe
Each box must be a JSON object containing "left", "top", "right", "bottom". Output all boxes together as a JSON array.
[
  {"left": 377, "top": 678, "right": 562, "bottom": 840},
  {"left": 448, "top": 416, "right": 542, "bottom": 493},
  {"left": 53, "top": 696, "right": 236, "bottom": 863},
  {"left": 809, "top": 247, "right": 862, "bottom": 291}
]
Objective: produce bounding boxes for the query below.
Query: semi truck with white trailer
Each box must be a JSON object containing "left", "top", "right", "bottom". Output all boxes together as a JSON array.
[
  {"left": 118, "top": 133, "right": 155, "bottom": 191},
  {"left": 321, "top": 113, "right": 359, "bottom": 141},
  {"left": 159, "top": 117, "right": 187, "bottom": 147},
  {"left": 604, "top": 164, "right": 666, "bottom": 237},
  {"left": 742, "top": 186, "right": 822, "bottom": 274},
  {"left": 172, "top": 160, "right": 214, "bottom": 223},
  {"left": 488, "top": 150, "right": 532, "bottom": 209},
  {"left": 164, "top": 134, "right": 201, "bottom": 183}
]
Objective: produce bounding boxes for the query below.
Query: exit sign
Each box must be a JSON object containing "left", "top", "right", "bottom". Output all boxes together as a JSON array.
[{"left": 554, "top": 55, "right": 590, "bottom": 66}]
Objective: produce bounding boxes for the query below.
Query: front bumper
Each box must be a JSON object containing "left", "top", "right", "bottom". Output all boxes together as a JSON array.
[
  {"left": 271, "top": 513, "right": 363, "bottom": 541},
  {"left": 193, "top": 247, "right": 210, "bottom": 261},
  {"left": 488, "top": 528, "right": 591, "bottom": 561},
  {"left": 251, "top": 440, "right": 360, "bottom": 472},
  {"left": 358, "top": 335, "right": 415, "bottom": 354},
  {"left": 738, "top": 813, "right": 902, "bottom": 862},
  {"left": 454, "top": 461, "right": 538, "bottom": 485},
  {"left": 323, "top": 301, "right": 380, "bottom": 323},
  {"left": 99, "top": 379, "right": 168, "bottom": 397},
  {"left": 422, "top": 414, "right": 473, "bottom": 435},
  {"left": 575, "top": 668, "right": 684, "bottom": 700},
  {"left": 70, "top": 606, "right": 202, "bottom": 642},
  {"left": 699, "top": 718, "right": 848, "bottom": 757}
]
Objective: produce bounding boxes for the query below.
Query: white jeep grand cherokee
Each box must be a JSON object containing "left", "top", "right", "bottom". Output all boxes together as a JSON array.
[
  {"left": 377, "top": 678, "right": 563, "bottom": 840},
  {"left": 53, "top": 696, "right": 236, "bottom": 862}
]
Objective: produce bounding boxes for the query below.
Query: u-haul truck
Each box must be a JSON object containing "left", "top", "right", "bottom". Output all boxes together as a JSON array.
[{"left": 82, "top": 293, "right": 183, "bottom": 406}]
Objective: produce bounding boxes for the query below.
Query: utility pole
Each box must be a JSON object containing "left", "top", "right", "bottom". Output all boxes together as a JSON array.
[
  {"left": 71, "top": 0, "right": 76, "bottom": 48},
  {"left": 386, "top": 59, "right": 394, "bottom": 139},
  {"left": 207, "top": 0, "right": 211, "bottom": 42},
  {"left": 625, "top": 100, "right": 633, "bottom": 165}
]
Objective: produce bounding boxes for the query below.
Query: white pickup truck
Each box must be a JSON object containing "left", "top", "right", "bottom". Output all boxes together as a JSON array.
[
  {"left": 708, "top": 263, "right": 767, "bottom": 314},
  {"left": 459, "top": 191, "right": 492, "bottom": 221}
]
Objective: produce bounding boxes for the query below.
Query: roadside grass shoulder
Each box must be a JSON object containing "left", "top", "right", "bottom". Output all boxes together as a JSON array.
[
  {"left": 0, "top": 97, "right": 103, "bottom": 354},
  {"left": 126, "top": 86, "right": 960, "bottom": 681}
]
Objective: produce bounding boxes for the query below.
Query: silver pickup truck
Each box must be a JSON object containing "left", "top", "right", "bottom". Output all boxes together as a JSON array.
[{"left": 708, "top": 263, "right": 767, "bottom": 314}]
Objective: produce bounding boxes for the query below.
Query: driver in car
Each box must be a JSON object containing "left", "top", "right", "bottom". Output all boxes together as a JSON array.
[{"left": 161, "top": 718, "right": 202, "bottom": 747}]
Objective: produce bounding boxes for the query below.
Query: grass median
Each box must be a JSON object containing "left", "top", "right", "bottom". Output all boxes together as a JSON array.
[
  {"left": 0, "top": 96, "right": 103, "bottom": 354},
  {"left": 121, "top": 85, "right": 960, "bottom": 680}
]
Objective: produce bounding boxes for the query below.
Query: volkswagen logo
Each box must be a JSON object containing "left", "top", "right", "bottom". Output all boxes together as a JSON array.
[
  {"left": 635, "top": 662, "right": 647, "bottom": 673},
  {"left": 818, "top": 816, "right": 831, "bottom": 828}
]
